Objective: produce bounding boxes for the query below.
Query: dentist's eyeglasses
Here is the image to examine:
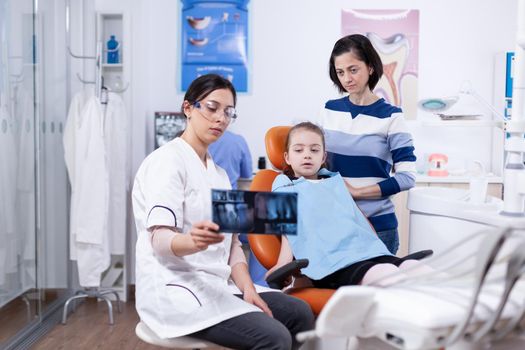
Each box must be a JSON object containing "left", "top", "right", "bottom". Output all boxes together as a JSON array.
[{"left": 193, "top": 100, "right": 237, "bottom": 123}]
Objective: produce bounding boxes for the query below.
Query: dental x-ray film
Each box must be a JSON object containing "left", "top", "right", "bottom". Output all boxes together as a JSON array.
[{"left": 211, "top": 189, "right": 297, "bottom": 235}]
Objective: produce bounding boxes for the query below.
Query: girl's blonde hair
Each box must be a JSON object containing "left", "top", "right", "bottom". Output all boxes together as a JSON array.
[{"left": 283, "top": 122, "right": 328, "bottom": 179}]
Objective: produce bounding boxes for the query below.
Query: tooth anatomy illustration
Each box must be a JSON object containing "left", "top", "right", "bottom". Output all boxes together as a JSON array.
[
  {"left": 382, "top": 61, "right": 399, "bottom": 106},
  {"left": 369, "top": 33, "right": 407, "bottom": 53},
  {"left": 367, "top": 32, "right": 410, "bottom": 108}
]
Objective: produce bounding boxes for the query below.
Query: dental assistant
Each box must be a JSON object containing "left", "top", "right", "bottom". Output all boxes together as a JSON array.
[
  {"left": 132, "top": 74, "right": 313, "bottom": 350},
  {"left": 317, "top": 34, "right": 417, "bottom": 254}
]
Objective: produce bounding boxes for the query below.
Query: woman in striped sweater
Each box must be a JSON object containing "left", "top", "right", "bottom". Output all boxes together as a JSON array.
[{"left": 317, "top": 34, "right": 417, "bottom": 254}]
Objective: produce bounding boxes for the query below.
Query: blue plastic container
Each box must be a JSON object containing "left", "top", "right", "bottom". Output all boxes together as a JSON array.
[{"left": 107, "top": 35, "right": 119, "bottom": 64}]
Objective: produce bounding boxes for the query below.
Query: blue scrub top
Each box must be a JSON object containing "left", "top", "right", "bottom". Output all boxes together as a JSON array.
[{"left": 209, "top": 131, "right": 252, "bottom": 189}]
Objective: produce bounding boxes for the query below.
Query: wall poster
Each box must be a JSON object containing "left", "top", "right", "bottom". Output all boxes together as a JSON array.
[
  {"left": 181, "top": 0, "right": 249, "bottom": 92},
  {"left": 342, "top": 9, "right": 420, "bottom": 119}
]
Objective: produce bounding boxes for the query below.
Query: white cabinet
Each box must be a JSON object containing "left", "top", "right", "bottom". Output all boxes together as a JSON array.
[{"left": 393, "top": 179, "right": 503, "bottom": 257}]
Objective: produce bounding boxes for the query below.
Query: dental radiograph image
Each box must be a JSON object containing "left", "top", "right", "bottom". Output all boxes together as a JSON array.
[{"left": 212, "top": 189, "right": 297, "bottom": 235}]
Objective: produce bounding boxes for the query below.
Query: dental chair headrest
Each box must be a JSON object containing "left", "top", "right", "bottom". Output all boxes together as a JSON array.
[{"left": 265, "top": 126, "right": 291, "bottom": 170}]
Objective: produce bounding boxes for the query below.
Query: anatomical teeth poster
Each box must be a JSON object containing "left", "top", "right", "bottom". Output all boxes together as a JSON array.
[
  {"left": 181, "top": 0, "right": 249, "bottom": 92},
  {"left": 342, "top": 9, "right": 420, "bottom": 120}
]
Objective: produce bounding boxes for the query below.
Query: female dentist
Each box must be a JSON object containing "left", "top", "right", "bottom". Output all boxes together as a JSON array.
[{"left": 132, "top": 74, "right": 314, "bottom": 350}]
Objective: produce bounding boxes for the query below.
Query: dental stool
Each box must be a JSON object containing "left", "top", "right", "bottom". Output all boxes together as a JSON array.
[{"left": 135, "top": 321, "right": 225, "bottom": 349}]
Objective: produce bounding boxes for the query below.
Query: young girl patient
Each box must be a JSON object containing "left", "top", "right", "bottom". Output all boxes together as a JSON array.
[{"left": 268, "top": 122, "right": 428, "bottom": 288}]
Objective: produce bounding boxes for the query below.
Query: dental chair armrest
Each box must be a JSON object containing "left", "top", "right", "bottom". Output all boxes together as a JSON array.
[
  {"left": 404, "top": 249, "right": 434, "bottom": 261},
  {"left": 266, "top": 259, "right": 309, "bottom": 290}
]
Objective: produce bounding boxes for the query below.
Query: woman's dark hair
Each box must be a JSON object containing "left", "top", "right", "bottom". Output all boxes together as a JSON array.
[
  {"left": 328, "top": 34, "right": 383, "bottom": 93},
  {"left": 181, "top": 74, "right": 237, "bottom": 115},
  {"left": 283, "top": 122, "right": 328, "bottom": 179}
]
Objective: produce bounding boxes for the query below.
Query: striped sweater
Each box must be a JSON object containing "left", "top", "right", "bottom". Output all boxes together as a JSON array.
[{"left": 318, "top": 97, "right": 416, "bottom": 232}]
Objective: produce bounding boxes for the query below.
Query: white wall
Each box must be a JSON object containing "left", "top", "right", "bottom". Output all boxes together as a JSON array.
[{"left": 122, "top": 0, "right": 518, "bottom": 177}]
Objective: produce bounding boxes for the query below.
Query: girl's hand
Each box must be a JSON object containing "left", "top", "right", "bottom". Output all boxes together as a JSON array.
[
  {"left": 243, "top": 288, "right": 273, "bottom": 317},
  {"left": 188, "top": 220, "right": 224, "bottom": 251}
]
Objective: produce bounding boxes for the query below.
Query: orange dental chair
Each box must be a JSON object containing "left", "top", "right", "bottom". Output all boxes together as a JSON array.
[
  {"left": 247, "top": 126, "right": 433, "bottom": 316},
  {"left": 247, "top": 126, "right": 335, "bottom": 316}
]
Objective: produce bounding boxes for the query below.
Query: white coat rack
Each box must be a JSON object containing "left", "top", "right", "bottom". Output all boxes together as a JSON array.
[
  {"left": 68, "top": 41, "right": 128, "bottom": 99},
  {"left": 68, "top": 41, "right": 102, "bottom": 98},
  {"left": 65, "top": 0, "right": 128, "bottom": 100},
  {"left": 62, "top": 288, "right": 121, "bottom": 325}
]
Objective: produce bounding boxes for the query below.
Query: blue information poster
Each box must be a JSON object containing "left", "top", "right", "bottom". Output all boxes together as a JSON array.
[{"left": 181, "top": 0, "right": 249, "bottom": 92}]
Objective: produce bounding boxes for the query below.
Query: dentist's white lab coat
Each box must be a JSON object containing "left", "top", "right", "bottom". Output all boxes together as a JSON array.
[
  {"left": 132, "top": 138, "right": 269, "bottom": 339},
  {"left": 104, "top": 92, "right": 128, "bottom": 254},
  {"left": 64, "top": 90, "right": 129, "bottom": 287},
  {"left": 63, "top": 93, "right": 110, "bottom": 287}
]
